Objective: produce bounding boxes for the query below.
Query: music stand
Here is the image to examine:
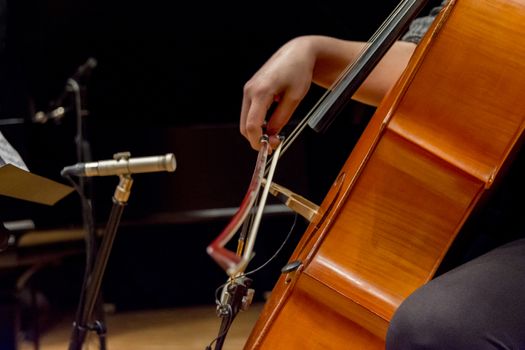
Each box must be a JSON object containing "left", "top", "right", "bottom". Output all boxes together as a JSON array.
[
  {"left": 0, "top": 164, "right": 73, "bottom": 206},
  {"left": 0, "top": 164, "right": 73, "bottom": 350}
]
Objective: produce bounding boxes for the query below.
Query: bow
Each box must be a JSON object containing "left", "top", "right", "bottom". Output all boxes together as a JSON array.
[{"left": 207, "top": 135, "right": 283, "bottom": 277}]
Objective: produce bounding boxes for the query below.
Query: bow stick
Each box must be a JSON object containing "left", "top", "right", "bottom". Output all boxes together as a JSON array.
[{"left": 207, "top": 135, "right": 283, "bottom": 276}]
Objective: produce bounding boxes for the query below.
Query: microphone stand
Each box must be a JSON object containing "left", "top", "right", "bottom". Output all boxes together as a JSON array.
[
  {"left": 62, "top": 64, "right": 107, "bottom": 349},
  {"left": 67, "top": 78, "right": 100, "bottom": 309},
  {"left": 66, "top": 78, "right": 98, "bottom": 273},
  {"left": 209, "top": 275, "right": 254, "bottom": 350},
  {"left": 68, "top": 173, "right": 133, "bottom": 350}
]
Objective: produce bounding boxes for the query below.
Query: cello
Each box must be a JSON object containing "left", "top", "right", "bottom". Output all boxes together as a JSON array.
[{"left": 237, "top": 0, "right": 525, "bottom": 348}]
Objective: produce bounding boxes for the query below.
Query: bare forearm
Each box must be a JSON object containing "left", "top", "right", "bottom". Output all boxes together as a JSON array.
[
  {"left": 306, "top": 36, "right": 417, "bottom": 106},
  {"left": 240, "top": 35, "right": 417, "bottom": 150}
]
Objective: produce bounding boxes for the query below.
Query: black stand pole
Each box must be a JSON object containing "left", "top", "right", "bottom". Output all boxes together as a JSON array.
[
  {"left": 68, "top": 174, "right": 133, "bottom": 350},
  {"left": 66, "top": 77, "right": 105, "bottom": 350},
  {"left": 67, "top": 78, "right": 97, "bottom": 281}
]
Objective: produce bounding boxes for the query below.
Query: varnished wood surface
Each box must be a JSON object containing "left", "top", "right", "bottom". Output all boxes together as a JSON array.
[
  {"left": 244, "top": 0, "right": 525, "bottom": 348},
  {"left": 19, "top": 303, "right": 263, "bottom": 350}
]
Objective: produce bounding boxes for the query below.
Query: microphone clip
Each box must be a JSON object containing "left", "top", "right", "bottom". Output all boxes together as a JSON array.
[
  {"left": 113, "top": 151, "right": 131, "bottom": 161},
  {"left": 113, "top": 151, "right": 131, "bottom": 176}
]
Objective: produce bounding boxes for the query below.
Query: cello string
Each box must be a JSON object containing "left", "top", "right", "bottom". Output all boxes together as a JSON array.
[
  {"left": 264, "top": 0, "right": 412, "bottom": 174},
  {"left": 244, "top": 212, "right": 298, "bottom": 276},
  {"left": 281, "top": 0, "right": 407, "bottom": 149}
]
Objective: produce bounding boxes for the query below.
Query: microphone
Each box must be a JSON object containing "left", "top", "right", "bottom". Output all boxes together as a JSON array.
[
  {"left": 61, "top": 153, "right": 176, "bottom": 177},
  {"left": 33, "top": 106, "right": 67, "bottom": 124},
  {"left": 33, "top": 57, "right": 98, "bottom": 124},
  {"left": 71, "top": 57, "right": 98, "bottom": 82}
]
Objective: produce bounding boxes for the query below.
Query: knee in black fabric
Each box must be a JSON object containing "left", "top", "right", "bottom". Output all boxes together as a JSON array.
[
  {"left": 386, "top": 240, "right": 525, "bottom": 350},
  {"left": 386, "top": 286, "right": 448, "bottom": 350},
  {"left": 385, "top": 276, "right": 482, "bottom": 350}
]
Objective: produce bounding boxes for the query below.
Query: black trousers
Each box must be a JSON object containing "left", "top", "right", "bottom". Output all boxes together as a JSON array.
[{"left": 386, "top": 238, "right": 525, "bottom": 349}]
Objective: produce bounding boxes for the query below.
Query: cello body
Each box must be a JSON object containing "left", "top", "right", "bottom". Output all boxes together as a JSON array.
[{"left": 244, "top": 0, "right": 525, "bottom": 348}]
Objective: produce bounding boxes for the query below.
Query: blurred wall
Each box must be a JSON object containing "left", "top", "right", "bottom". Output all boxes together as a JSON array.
[{"left": 0, "top": 0, "right": 441, "bottom": 311}]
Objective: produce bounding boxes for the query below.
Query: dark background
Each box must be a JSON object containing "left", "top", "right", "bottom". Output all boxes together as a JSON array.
[
  {"left": 1, "top": 0, "right": 408, "bottom": 222},
  {"left": 0, "top": 0, "right": 441, "bottom": 317}
]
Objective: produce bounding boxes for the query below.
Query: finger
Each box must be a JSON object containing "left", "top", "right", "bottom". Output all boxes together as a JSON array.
[
  {"left": 268, "top": 134, "right": 283, "bottom": 150},
  {"left": 266, "top": 93, "right": 303, "bottom": 137},
  {"left": 239, "top": 95, "right": 251, "bottom": 138},
  {"left": 245, "top": 97, "right": 273, "bottom": 150}
]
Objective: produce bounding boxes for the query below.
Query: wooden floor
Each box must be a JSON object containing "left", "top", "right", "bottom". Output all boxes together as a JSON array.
[{"left": 19, "top": 303, "right": 264, "bottom": 350}]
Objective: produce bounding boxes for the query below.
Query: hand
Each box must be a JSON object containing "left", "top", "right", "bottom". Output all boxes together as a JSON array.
[
  {"left": 239, "top": 36, "right": 417, "bottom": 150},
  {"left": 240, "top": 36, "right": 316, "bottom": 150}
]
